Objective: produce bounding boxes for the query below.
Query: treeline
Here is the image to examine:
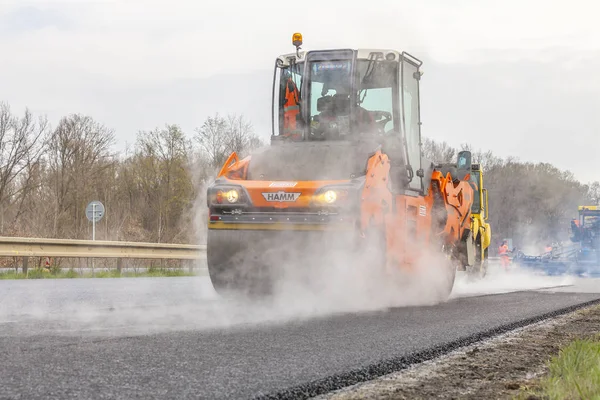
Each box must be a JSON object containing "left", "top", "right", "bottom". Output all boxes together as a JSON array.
[
  {"left": 423, "top": 138, "right": 600, "bottom": 252},
  {"left": 0, "top": 101, "right": 597, "bottom": 254},
  {"left": 0, "top": 102, "right": 263, "bottom": 245}
]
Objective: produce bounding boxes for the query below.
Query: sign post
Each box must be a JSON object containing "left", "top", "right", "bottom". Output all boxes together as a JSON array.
[
  {"left": 86, "top": 201, "right": 105, "bottom": 276},
  {"left": 86, "top": 201, "right": 105, "bottom": 241}
]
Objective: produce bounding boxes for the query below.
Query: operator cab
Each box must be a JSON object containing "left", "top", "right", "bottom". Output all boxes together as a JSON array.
[
  {"left": 272, "top": 36, "right": 421, "bottom": 144},
  {"left": 270, "top": 33, "right": 426, "bottom": 193},
  {"left": 579, "top": 206, "right": 600, "bottom": 246}
]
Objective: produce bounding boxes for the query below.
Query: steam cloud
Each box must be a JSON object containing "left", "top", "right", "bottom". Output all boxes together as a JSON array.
[{"left": 0, "top": 144, "right": 581, "bottom": 338}]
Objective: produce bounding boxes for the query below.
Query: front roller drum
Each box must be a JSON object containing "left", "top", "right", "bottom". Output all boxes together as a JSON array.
[
  {"left": 207, "top": 229, "right": 278, "bottom": 296},
  {"left": 207, "top": 228, "right": 359, "bottom": 297}
]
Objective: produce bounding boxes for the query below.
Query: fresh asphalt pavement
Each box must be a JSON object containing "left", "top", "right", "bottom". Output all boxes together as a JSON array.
[{"left": 1, "top": 267, "right": 599, "bottom": 399}]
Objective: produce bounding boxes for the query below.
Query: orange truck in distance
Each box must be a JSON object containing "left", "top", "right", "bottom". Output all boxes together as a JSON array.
[{"left": 206, "top": 34, "right": 477, "bottom": 298}]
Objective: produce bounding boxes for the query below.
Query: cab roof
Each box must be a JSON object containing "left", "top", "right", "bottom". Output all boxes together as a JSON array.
[{"left": 276, "top": 49, "right": 422, "bottom": 67}]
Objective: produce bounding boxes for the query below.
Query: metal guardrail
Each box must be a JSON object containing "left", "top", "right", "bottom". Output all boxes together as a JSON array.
[
  {"left": 0, "top": 236, "right": 206, "bottom": 273},
  {"left": 0, "top": 236, "right": 512, "bottom": 274},
  {"left": 0, "top": 237, "right": 206, "bottom": 259}
]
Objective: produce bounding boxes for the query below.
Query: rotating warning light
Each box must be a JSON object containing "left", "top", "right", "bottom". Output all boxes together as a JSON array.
[{"left": 292, "top": 33, "right": 303, "bottom": 48}]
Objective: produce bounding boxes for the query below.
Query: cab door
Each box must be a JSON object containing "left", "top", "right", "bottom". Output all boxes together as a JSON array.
[{"left": 400, "top": 55, "right": 423, "bottom": 193}]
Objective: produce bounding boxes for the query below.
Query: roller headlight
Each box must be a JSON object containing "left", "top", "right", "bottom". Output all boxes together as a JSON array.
[
  {"left": 311, "top": 178, "right": 365, "bottom": 209},
  {"left": 312, "top": 186, "right": 354, "bottom": 207},
  {"left": 224, "top": 189, "right": 239, "bottom": 203},
  {"left": 323, "top": 190, "right": 337, "bottom": 204},
  {"left": 207, "top": 185, "right": 250, "bottom": 207}
]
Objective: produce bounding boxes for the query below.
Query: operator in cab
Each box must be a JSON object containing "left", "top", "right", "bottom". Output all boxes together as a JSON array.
[{"left": 310, "top": 71, "right": 376, "bottom": 139}]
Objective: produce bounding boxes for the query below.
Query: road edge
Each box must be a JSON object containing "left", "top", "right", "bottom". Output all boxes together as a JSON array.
[{"left": 254, "top": 297, "right": 600, "bottom": 400}]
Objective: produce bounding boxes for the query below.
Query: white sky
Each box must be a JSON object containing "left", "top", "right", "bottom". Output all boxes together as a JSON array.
[{"left": 1, "top": 0, "right": 599, "bottom": 183}]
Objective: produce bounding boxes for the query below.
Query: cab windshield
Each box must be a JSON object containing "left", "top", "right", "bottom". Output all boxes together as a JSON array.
[
  {"left": 355, "top": 58, "right": 398, "bottom": 134},
  {"left": 272, "top": 54, "right": 400, "bottom": 141},
  {"left": 307, "top": 58, "right": 398, "bottom": 140}
]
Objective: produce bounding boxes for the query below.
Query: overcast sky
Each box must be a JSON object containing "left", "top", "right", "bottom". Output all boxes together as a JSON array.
[{"left": 1, "top": 0, "right": 599, "bottom": 183}]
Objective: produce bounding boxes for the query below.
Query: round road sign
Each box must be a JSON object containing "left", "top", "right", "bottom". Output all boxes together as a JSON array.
[{"left": 86, "top": 200, "right": 105, "bottom": 222}]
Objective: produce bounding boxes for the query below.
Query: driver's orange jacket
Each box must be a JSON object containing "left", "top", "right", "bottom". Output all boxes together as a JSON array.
[{"left": 283, "top": 78, "right": 301, "bottom": 138}]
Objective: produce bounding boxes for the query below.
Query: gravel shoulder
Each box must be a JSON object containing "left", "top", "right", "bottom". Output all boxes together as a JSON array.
[{"left": 318, "top": 303, "right": 600, "bottom": 399}]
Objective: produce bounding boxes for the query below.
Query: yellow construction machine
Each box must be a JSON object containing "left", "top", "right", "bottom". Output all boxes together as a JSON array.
[
  {"left": 466, "top": 163, "right": 491, "bottom": 278},
  {"left": 433, "top": 160, "right": 491, "bottom": 278}
]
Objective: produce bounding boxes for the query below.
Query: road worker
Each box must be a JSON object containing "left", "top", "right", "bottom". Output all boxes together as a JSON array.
[
  {"left": 571, "top": 218, "right": 582, "bottom": 242},
  {"left": 498, "top": 240, "right": 510, "bottom": 269},
  {"left": 282, "top": 75, "right": 302, "bottom": 139}
]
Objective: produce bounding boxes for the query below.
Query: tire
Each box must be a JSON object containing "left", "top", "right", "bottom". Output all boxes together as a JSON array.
[
  {"left": 439, "top": 241, "right": 457, "bottom": 300},
  {"left": 468, "top": 234, "right": 487, "bottom": 280},
  {"left": 482, "top": 247, "right": 489, "bottom": 277},
  {"left": 430, "top": 182, "right": 456, "bottom": 300}
]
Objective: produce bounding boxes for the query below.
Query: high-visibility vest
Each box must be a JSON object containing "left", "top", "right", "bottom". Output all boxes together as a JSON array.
[
  {"left": 498, "top": 244, "right": 508, "bottom": 257},
  {"left": 283, "top": 78, "right": 301, "bottom": 138}
]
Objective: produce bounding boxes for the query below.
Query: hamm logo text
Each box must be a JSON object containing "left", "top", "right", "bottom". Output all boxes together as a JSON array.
[{"left": 261, "top": 191, "right": 301, "bottom": 202}]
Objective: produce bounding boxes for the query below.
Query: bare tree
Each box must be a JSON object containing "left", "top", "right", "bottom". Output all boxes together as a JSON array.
[
  {"left": 194, "top": 114, "right": 228, "bottom": 170},
  {"left": 0, "top": 102, "right": 50, "bottom": 235},
  {"left": 587, "top": 181, "right": 600, "bottom": 205},
  {"left": 224, "top": 114, "right": 263, "bottom": 157},
  {"left": 132, "top": 124, "right": 193, "bottom": 243},
  {"left": 194, "top": 113, "right": 263, "bottom": 169},
  {"left": 422, "top": 138, "right": 456, "bottom": 163},
  {"left": 46, "top": 114, "right": 116, "bottom": 238}
]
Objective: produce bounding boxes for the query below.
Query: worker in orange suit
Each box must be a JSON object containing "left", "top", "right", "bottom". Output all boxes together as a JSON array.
[
  {"left": 498, "top": 240, "right": 510, "bottom": 269},
  {"left": 282, "top": 77, "right": 302, "bottom": 139},
  {"left": 571, "top": 218, "right": 581, "bottom": 241}
]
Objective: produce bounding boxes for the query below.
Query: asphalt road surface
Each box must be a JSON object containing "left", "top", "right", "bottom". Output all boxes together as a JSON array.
[{"left": 1, "top": 267, "right": 599, "bottom": 399}]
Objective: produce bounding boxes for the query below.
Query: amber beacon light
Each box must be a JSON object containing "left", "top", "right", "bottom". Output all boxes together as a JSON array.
[{"left": 292, "top": 33, "right": 303, "bottom": 47}]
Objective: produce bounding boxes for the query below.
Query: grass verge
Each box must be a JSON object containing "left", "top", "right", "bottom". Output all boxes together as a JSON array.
[
  {"left": 0, "top": 269, "right": 197, "bottom": 279},
  {"left": 517, "top": 335, "right": 600, "bottom": 400}
]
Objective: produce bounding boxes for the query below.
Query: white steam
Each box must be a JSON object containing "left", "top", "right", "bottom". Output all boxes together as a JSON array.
[
  {"left": 452, "top": 262, "right": 576, "bottom": 298},
  {"left": 1, "top": 147, "right": 585, "bottom": 338},
  {"left": 0, "top": 259, "right": 582, "bottom": 338}
]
